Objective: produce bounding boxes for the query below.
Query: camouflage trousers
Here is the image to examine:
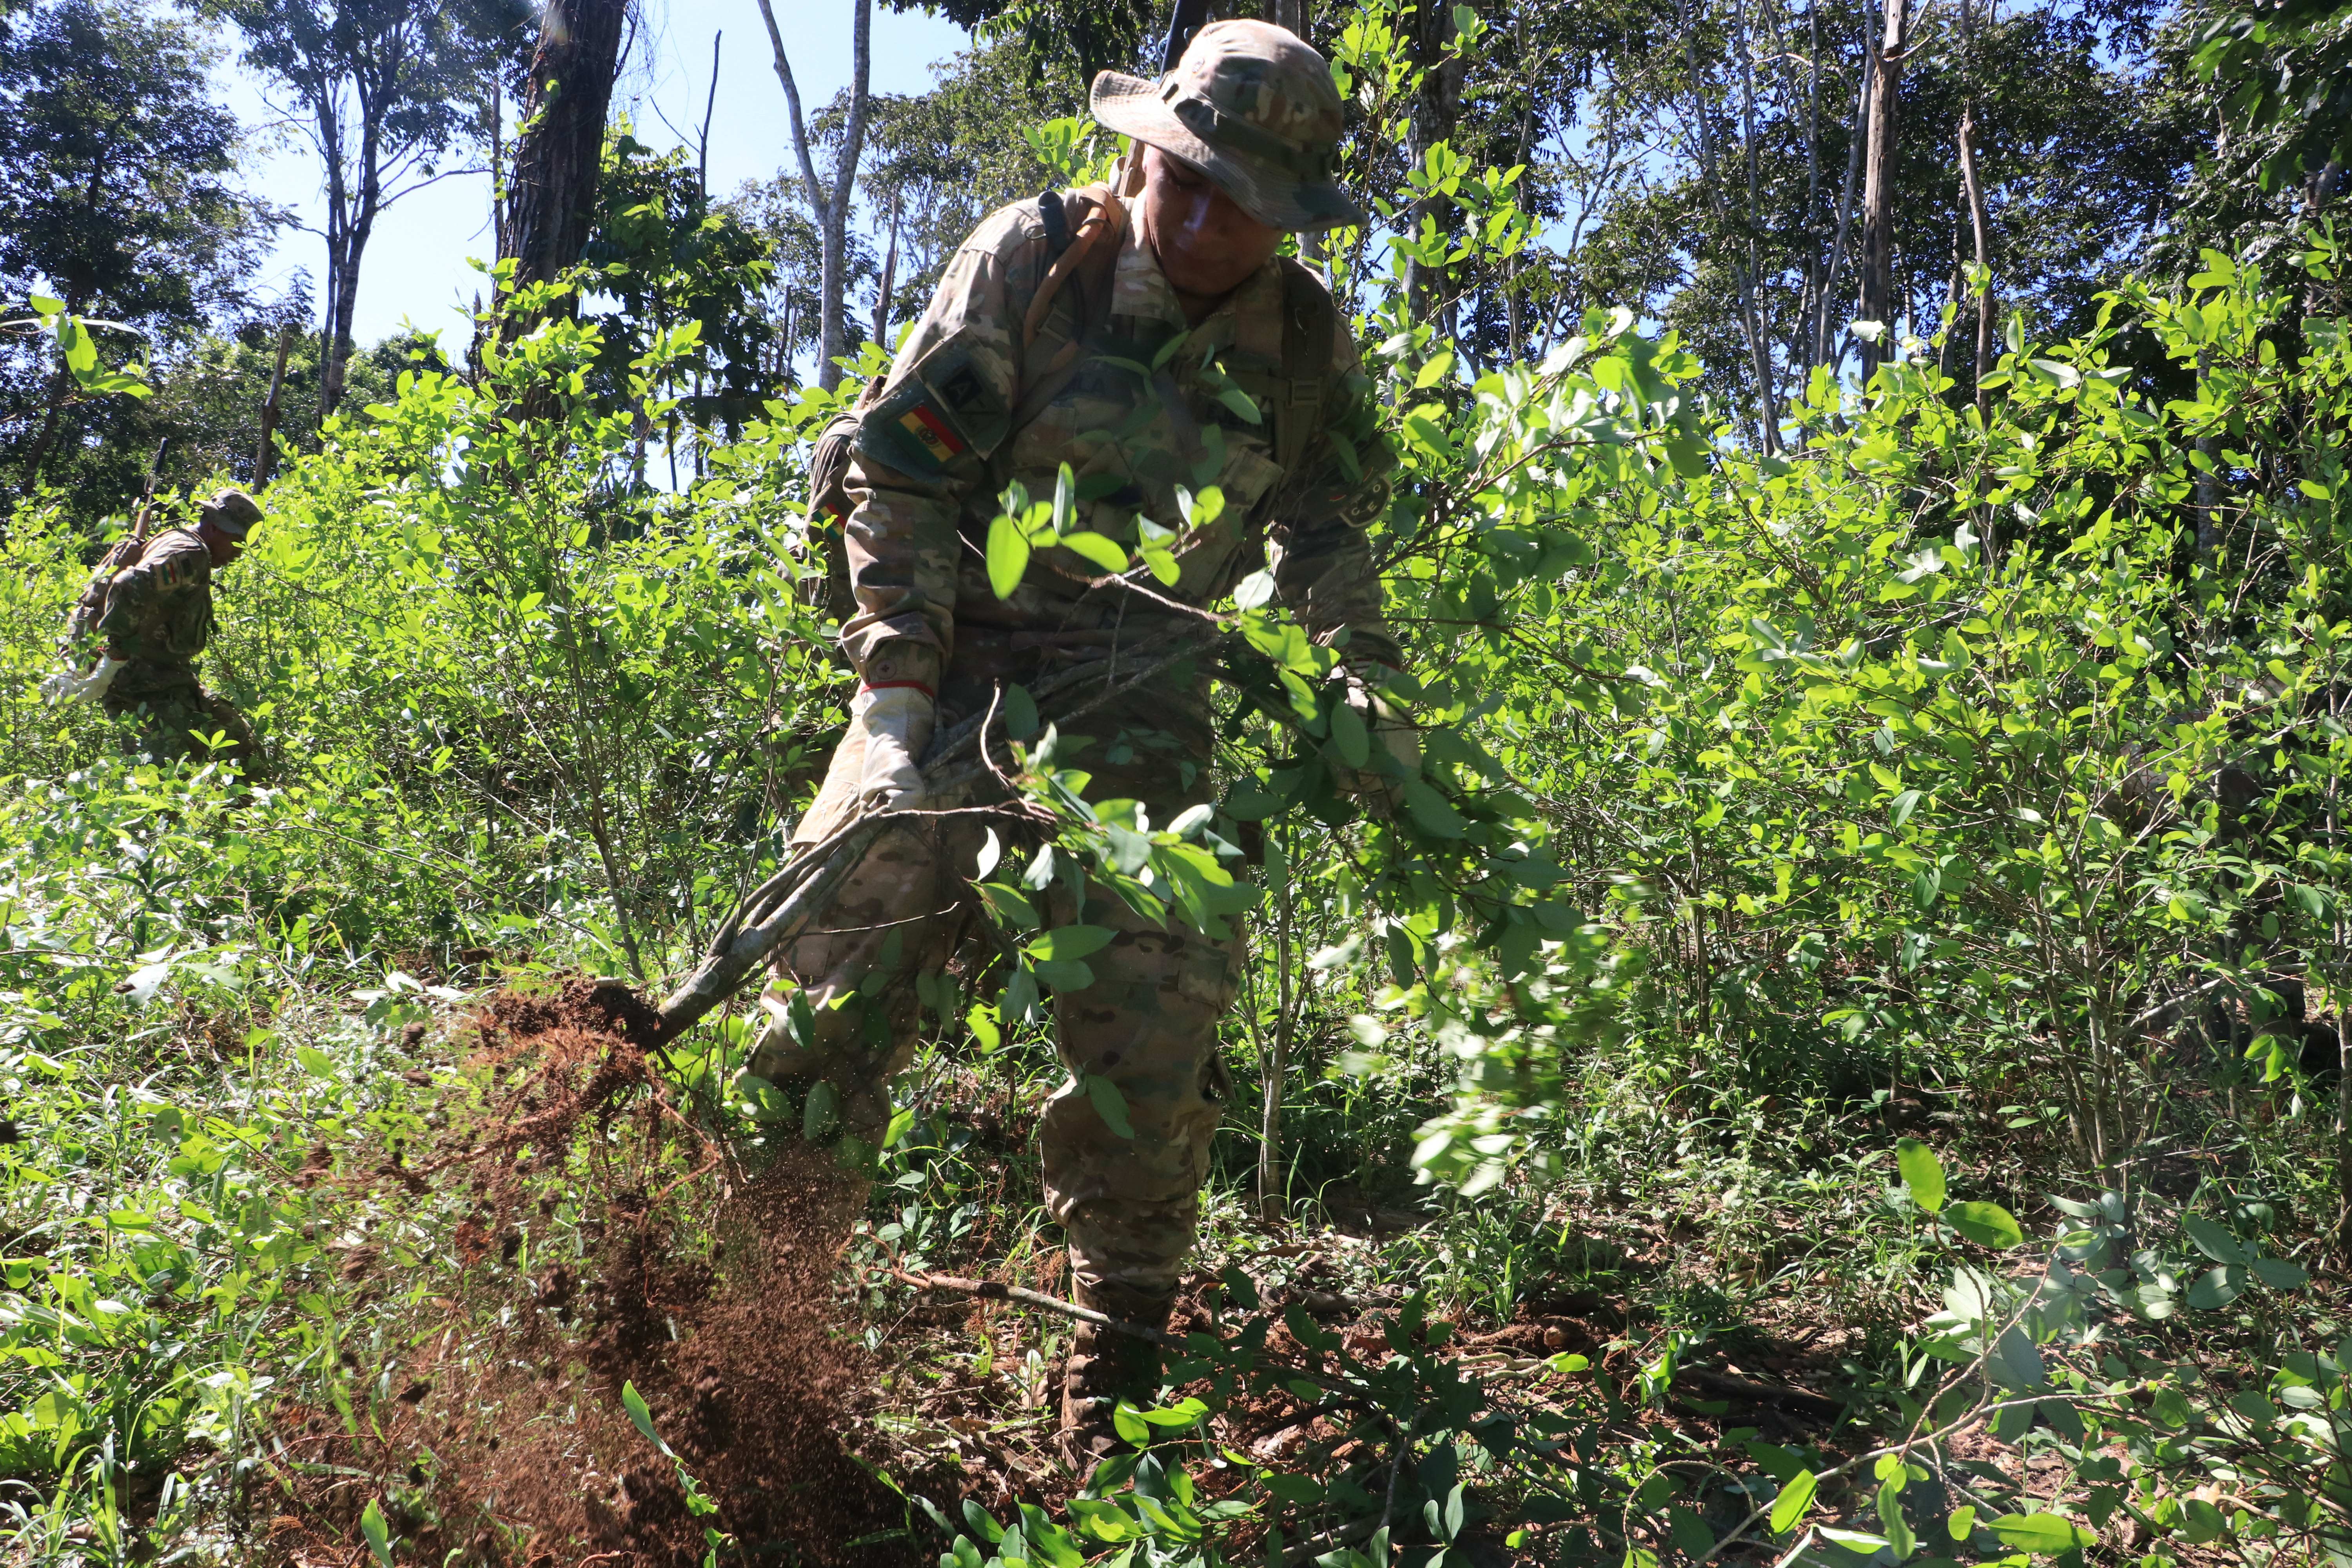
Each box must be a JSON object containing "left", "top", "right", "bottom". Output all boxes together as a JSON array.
[
  {"left": 752, "top": 638, "right": 1239, "bottom": 1299},
  {"left": 103, "top": 664, "right": 264, "bottom": 776}
]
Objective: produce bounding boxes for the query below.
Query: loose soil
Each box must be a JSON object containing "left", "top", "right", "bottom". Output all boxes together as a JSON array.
[{"left": 252, "top": 979, "right": 938, "bottom": 1568}]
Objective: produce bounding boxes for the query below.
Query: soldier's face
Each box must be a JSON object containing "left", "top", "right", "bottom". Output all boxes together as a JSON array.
[
  {"left": 1139, "top": 147, "right": 1284, "bottom": 305},
  {"left": 198, "top": 520, "right": 243, "bottom": 568}
]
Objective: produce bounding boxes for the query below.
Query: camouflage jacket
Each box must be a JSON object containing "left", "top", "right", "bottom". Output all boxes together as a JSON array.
[
  {"left": 840, "top": 192, "right": 1402, "bottom": 675},
  {"left": 96, "top": 527, "right": 214, "bottom": 670}
]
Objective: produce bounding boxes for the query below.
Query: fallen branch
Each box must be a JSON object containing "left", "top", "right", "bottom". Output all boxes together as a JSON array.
[
  {"left": 1673, "top": 1367, "right": 1846, "bottom": 1424},
  {"left": 891, "top": 1269, "right": 1183, "bottom": 1348}
]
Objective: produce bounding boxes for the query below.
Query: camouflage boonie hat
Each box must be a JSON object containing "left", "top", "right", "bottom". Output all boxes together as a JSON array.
[
  {"left": 197, "top": 488, "right": 262, "bottom": 541},
  {"left": 1091, "top": 19, "right": 1367, "bottom": 233}
]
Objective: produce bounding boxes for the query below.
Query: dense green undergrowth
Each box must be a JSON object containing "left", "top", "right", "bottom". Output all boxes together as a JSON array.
[{"left": 3, "top": 15, "right": 2352, "bottom": 1563}]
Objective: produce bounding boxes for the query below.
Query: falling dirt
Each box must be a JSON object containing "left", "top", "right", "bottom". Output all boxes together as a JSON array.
[{"left": 251, "top": 979, "right": 935, "bottom": 1568}]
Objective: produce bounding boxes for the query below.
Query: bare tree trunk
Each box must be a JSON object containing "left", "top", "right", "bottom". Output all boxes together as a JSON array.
[
  {"left": 1815, "top": 46, "right": 1871, "bottom": 369},
  {"left": 502, "top": 0, "right": 630, "bottom": 299},
  {"left": 1953, "top": 0, "right": 1998, "bottom": 418},
  {"left": 1401, "top": 0, "right": 1466, "bottom": 335},
  {"left": 319, "top": 96, "right": 384, "bottom": 420},
  {"left": 1682, "top": 0, "right": 1780, "bottom": 451},
  {"left": 871, "top": 190, "right": 901, "bottom": 349},
  {"left": 16, "top": 348, "right": 74, "bottom": 495},
  {"left": 1258, "top": 829, "right": 1294, "bottom": 1225},
  {"left": 1264, "top": 0, "right": 1308, "bottom": 33},
  {"left": 1857, "top": 0, "right": 1907, "bottom": 385},
  {"left": 700, "top": 31, "right": 722, "bottom": 196},
  {"left": 317, "top": 98, "right": 350, "bottom": 420},
  {"left": 756, "top": 0, "right": 873, "bottom": 392},
  {"left": 252, "top": 324, "right": 294, "bottom": 489},
  {"left": 489, "top": 83, "right": 508, "bottom": 260},
  {"left": 1957, "top": 106, "right": 1993, "bottom": 409}
]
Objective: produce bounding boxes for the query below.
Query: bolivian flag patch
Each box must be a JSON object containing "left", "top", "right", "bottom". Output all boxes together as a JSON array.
[
  {"left": 898, "top": 403, "right": 965, "bottom": 465},
  {"left": 852, "top": 338, "right": 1009, "bottom": 478}
]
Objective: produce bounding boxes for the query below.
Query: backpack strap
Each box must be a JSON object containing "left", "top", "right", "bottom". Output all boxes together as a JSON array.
[
  {"left": 1272, "top": 258, "right": 1335, "bottom": 475},
  {"left": 1011, "top": 183, "right": 1124, "bottom": 431}
]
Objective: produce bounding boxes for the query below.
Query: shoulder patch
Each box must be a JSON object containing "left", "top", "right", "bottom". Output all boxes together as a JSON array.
[{"left": 854, "top": 339, "right": 1011, "bottom": 478}]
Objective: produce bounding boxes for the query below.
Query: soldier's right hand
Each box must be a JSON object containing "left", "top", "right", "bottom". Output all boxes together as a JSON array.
[
  {"left": 852, "top": 641, "right": 942, "bottom": 809},
  {"left": 41, "top": 655, "right": 124, "bottom": 705}
]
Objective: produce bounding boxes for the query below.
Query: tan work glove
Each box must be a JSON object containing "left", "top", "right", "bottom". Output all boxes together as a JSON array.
[
  {"left": 1329, "top": 666, "right": 1419, "bottom": 816},
  {"left": 42, "top": 654, "right": 124, "bottom": 705},
  {"left": 853, "top": 640, "right": 942, "bottom": 808}
]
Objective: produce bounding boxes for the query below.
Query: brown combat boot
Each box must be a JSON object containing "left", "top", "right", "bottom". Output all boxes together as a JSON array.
[{"left": 1058, "top": 1280, "right": 1176, "bottom": 1475}]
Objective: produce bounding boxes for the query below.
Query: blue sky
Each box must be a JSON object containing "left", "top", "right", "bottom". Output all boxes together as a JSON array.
[{"left": 215, "top": 0, "right": 973, "bottom": 350}]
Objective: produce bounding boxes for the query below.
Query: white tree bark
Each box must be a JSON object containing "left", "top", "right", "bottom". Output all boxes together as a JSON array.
[{"left": 755, "top": 0, "right": 873, "bottom": 392}]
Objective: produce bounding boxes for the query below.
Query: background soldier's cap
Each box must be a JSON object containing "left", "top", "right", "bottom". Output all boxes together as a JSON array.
[
  {"left": 1091, "top": 19, "right": 1367, "bottom": 233},
  {"left": 197, "top": 488, "right": 262, "bottom": 541}
]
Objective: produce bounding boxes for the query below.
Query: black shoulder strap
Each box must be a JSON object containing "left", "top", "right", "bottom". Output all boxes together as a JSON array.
[
  {"left": 1274, "top": 259, "right": 1336, "bottom": 475},
  {"left": 1039, "top": 188, "right": 1073, "bottom": 258}
]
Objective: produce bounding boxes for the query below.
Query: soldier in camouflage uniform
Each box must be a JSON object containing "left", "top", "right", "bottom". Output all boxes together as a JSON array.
[
  {"left": 755, "top": 20, "right": 1414, "bottom": 1467},
  {"left": 51, "top": 489, "right": 265, "bottom": 772}
]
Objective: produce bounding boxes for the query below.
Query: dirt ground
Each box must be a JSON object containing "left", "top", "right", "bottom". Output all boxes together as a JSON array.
[{"left": 241, "top": 980, "right": 1870, "bottom": 1568}]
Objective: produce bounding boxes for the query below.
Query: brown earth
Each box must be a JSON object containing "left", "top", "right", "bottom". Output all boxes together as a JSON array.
[{"left": 250, "top": 980, "right": 945, "bottom": 1568}]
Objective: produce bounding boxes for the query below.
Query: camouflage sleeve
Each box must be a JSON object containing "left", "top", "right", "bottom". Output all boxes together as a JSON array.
[
  {"left": 1267, "top": 332, "right": 1405, "bottom": 675},
  {"left": 838, "top": 202, "right": 1043, "bottom": 670}
]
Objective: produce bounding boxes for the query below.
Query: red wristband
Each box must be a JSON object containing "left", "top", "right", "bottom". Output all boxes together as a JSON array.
[{"left": 861, "top": 679, "right": 936, "bottom": 699}]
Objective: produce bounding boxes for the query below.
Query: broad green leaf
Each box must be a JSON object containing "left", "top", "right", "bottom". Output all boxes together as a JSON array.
[
  {"left": 296, "top": 1045, "right": 338, "bottom": 1079},
  {"left": 1984, "top": 1513, "right": 2094, "bottom": 1553},
  {"left": 1034, "top": 958, "right": 1097, "bottom": 992},
  {"left": 986, "top": 511, "right": 1031, "bottom": 599},
  {"left": 1896, "top": 1138, "right": 1945, "bottom": 1213},
  {"left": 802, "top": 1078, "right": 839, "bottom": 1141},
  {"left": 1058, "top": 530, "right": 1130, "bottom": 572},
  {"left": 1769, "top": 1468, "right": 1816, "bottom": 1532},
  {"left": 1085, "top": 1073, "right": 1136, "bottom": 1138},
  {"left": 360, "top": 1499, "right": 394, "bottom": 1567},
  {"left": 1946, "top": 1201, "right": 2024, "bottom": 1249},
  {"left": 1401, "top": 779, "right": 1467, "bottom": 838},
  {"left": 2181, "top": 1215, "right": 2245, "bottom": 1265},
  {"left": 1876, "top": 1477, "right": 1916, "bottom": 1560},
  {"left": 1138, "top": 1396, "right": 1209, "bottom": 1428},
  {"left": 2251, "top": 1256, "right": 2308, "bottom": 1289},
  {"left": 1328, "top": 697, "right": 1372, "bottom": 768},
  {"left": 621, "top": 1381, "right": 668, "bottom": 1453},
  {"left": 2186, "top": 1264, "right": 2246, "bottom": 1311},
  {"left": 1028, "top": 925, "right": 1116, "bottom": 961}
]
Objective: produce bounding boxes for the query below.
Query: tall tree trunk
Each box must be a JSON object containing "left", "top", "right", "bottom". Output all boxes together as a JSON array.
[
  {"left": 503, "top": 0, "right": 630, "bottom": 301},
  {"left": 1682, "top": 0, "right": 1780, "bottom": 451},
  {"left": 1955, "top": 0, "right": 1995, "bottom": 413},
  {"left": 756, "top": 0, "right": 872, "bottom": 392},
  {"left": 1814, "top": 45, "right": 1871, "bottom": 369},
  {"left": 321, "top": 179, "right": 373, "bottom": 417},
  {"left": 871, "top": 191, "right": 901, "bottom": 350},
  {"left": 1957, "top": 107, "right": 1993, "bottom": 408},
  {"left": 320, "top": 101, "right": 381, "bottom": 420},
  {"left": 252, "top": 324, "right": 294, "bottom": 489},
  {"left": 1402, "top": 0, "right": 1466, "bottom": 336},
  {"left": 1263, "top": 0, "right": 1308, "bottom": 33},
  {"left": 1857, "top": 0, "right": 1907, "bottom": 385}
]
